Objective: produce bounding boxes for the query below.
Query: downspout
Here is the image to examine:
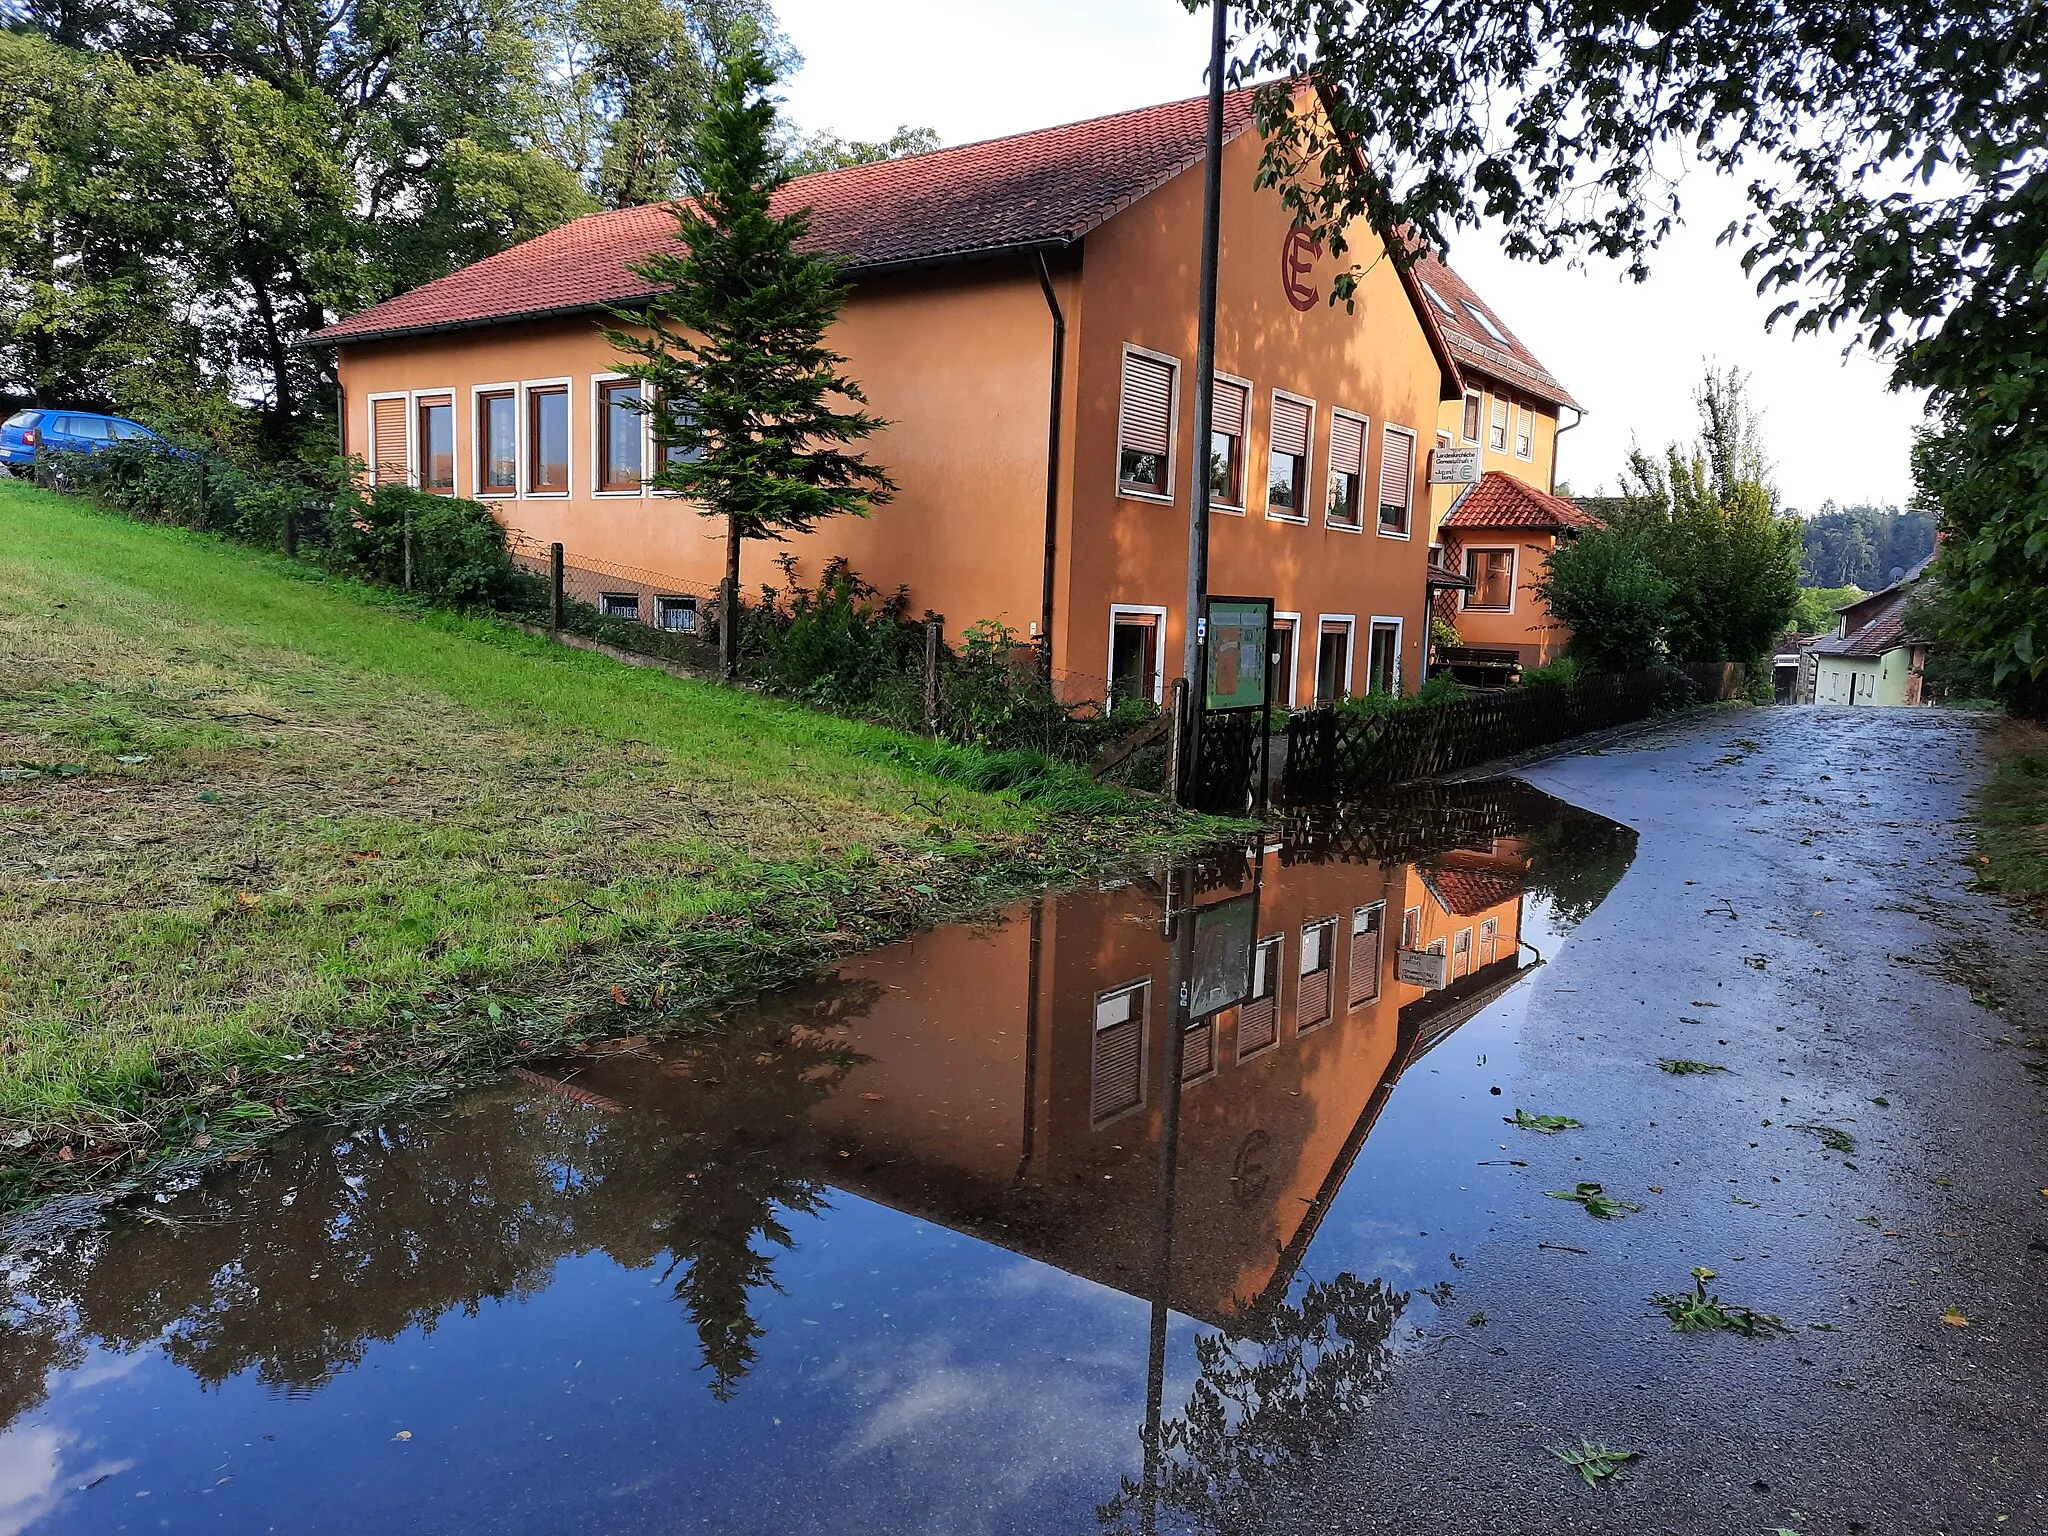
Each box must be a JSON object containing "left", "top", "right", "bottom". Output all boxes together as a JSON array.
[
  {"left": 1549, "top": 403, "right": 1584, "bottom": 496},
  {"left": 1035, "top": 252, "right": 1067, "bottom": 677}
]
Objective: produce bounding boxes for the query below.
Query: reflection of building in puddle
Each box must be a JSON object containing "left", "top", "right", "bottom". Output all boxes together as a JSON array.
[{"left": 570, "top": 782, "right": 1613, "bottom": 1330}]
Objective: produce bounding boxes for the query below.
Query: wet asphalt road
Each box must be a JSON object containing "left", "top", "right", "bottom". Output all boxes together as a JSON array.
[{"left": 1284, "top": 705, "right": 2048, "bottom": 1536}]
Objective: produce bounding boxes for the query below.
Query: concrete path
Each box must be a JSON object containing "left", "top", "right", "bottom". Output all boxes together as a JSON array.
[{"left": 1291, "top": 704, "right": 2048, "bottom": 1535}]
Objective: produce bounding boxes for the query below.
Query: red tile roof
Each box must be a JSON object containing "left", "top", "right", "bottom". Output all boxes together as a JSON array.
[
  {"left": 1440, "top": 471, "right": 1603, "bottom": 533},
  {"left": 312, "top": 89, "right": 1264, "bottom": 346},
  {"left": 1411, "top": 252, "right": 1578, "bottom": 409},
  {"left": 1422, "top": 865, "right": 1522, "bottom": 917}
]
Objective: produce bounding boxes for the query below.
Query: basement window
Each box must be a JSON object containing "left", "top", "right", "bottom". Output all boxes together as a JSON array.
[
  {"left": 599, "top": 592, "right": 642, "bottom": 621},
  {"left": 656, "top": 595, "right": 698, "bottom": 632}
]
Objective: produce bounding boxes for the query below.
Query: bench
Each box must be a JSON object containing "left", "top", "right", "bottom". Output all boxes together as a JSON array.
[{"left": 1437, "top": 645, "right": 1524, "bottom": 687}]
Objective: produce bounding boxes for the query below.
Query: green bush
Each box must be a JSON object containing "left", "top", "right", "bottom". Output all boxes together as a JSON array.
[
  {"left": 1519, "top": 656, "right": 1583, "bottom": 689},
  {"left": 742, "top": 555, "right": 919, "bottom": 707},
  {"left": 328, "top": 482, "right": 539, "bottom": 607},
  {"left": 1536, "top": 529, "right": 1676, "bottom": 671}
]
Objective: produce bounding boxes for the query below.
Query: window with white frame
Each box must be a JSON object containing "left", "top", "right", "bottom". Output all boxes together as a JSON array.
[
  {"left": 1118, "top": 348, "right": 1177, "bottom": 497},
  {"left": 1452, "top": 925, "right": 1474, "bottom": 979},
  {"left": 1377, "top": 426, "right": 1415, "bottom": 535},
  {"left": 1478, "top": 916, "right": 1499, "bottom": 967},
  {"left": 1236, "top": 935, "right": 1283, "bottom": 1059},
  {"left": 1514, "top": 404, "right": 1534, "bottom": 460},
  {"left": 369, "top": 395, "right": 408, "bottom": 486},
  {"left": 1109, "top": 606, "right": 1165, "bottom": 705},
  {"left": 1367, "top": 619, "right": 1401, "bottom": 696},
  {"left": 477, "top": 389, "right": 517, "bottom": 495},
  {"left": 1401, "top": 905, "right": 1422, "bottom": 950},
  {"left": 1091, "top": 979, "right": 1150, "bottom": 1125},
  {"left": 1464, "top": 548, "right": 1515, "bottom": 611},
  {"left": 1267, "top": 392, "right": 1313, "bottom": 519},
  {"left": 1327, "top": 409, "right": 1366, "bottom": 529},
  {"left": 1208, "top": 376, "right": 1249, "bottom": 509},
  {"left": 416, "top": 395, "right": 454, "bottom": 493},
  {"left": 597, "top": 378, "right": 644, "bottom": 493},
  {"left": 1297, "top": 916, "right": 1336, "bottom": 1032},
  {"left": 599, "top": 592, "right": 642, "bottom": 621},
  {"left": 528, "top": 384, "right": 570, "bottom": 493},
  {"left": 1461, "top": 391, "right": 1483, "bottom": 444},
  {"left": 1348, "top": 902, "right": 1384, "bottom": 1008},
  {"left": 1488, "top": 395, "right": 1509, "bottom": 453},
  {"left": 656, "top": 595, "right": 698, "bottom": 632}
]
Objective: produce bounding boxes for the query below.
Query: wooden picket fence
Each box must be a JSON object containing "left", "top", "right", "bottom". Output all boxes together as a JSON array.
[{"left": 1282, "top": 662, "right": 1746, "bottom": 802}]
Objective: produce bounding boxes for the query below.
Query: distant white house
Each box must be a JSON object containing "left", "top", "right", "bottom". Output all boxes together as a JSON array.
[{"left": 1800, "top": 554, "right": 1934, "bottom": 706}]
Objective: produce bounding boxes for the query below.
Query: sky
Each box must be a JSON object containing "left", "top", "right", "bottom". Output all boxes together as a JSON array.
[{"left": 773, "top": 0, "right": 1929, "bottom": 514}]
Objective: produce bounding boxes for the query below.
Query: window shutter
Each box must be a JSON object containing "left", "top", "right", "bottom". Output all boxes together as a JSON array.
[
  {"left": 1120, "top": 354, "right": 1174, "bottom": 455},
  {"left": 1271, "top": 395, "right": 1310, "bottom": 458},
  {"left": 1236, "top": 994, "right": 1277, "bottom": 1056},
  {"left": 1212, "top": 378, "right": 1247, "bottom": 438},
  {"left": 1329, "top": 413, "right": 1365, "bottom": 476},
  {"left": 1378, "top": 429, "right": 1414, "bottom": 512},
  {"left": 1349, "top": 905, "right": 1383, "bottom": 1007},
  {"left": 1181, "top": 1021, "right": 1214, "bottom": 1082},
  {"left": 1091, "top": 985, "right": 1147, "bottom": 1123},
  {"left": 372, "top": 397, "right": 408, "bottom": 485}
]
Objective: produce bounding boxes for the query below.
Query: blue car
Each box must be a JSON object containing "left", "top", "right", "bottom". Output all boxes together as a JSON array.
[{"left": 0, "top": 408, "right": 170, "bottom": 472}]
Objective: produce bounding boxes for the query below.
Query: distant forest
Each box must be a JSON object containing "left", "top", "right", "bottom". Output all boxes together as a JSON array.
[{"left": 1799, "top": 503, "right": 1937, "bottom": 589}]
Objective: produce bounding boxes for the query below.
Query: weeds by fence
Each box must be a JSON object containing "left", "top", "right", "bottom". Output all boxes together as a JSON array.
[{"left": 1283, "top": 662, "right": 1746, "bottom": 801}]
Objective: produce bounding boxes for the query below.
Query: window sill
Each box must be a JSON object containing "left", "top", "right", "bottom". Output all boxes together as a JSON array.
[
  {"left": 594, "top": 488, "right": 645, "bottom": 498},
  {"left": 1265, "top": 509, "right": 1310, "bottom": 525},
  {"left": 525, "top": 491, "right": 571, "bottom": 499},
  {"left": 477, "top": 489, "right": 517, "bottom": 500},
  {"left": 1117, "top": 486, "right": 1175, "bottom": 505},
  {"left": 1213, "top": 503, "right": 1247, "bottom": 517},
  {"left": 1462, "top": 605, "right": 1512, "bottom": 614},
  {"left": 1376, "top": 527, "right": 1413, "bottom": 541},
  {"left": 1324, "top": 519, "right": 1364, "bottom": 535}
]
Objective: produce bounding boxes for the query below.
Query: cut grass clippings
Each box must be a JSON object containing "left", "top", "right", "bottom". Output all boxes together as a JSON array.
[
  {"left": 1789, "top": 1123, "right": 1858, "bottom": 1153},
  {"left": 0, "top": 482, "right": 1225, "bottom": 1210},
  {"left": 1658, "top": 1058, "right": 1731, "bottom": 1075},
  {"left": 1651, "top": 1267, "right": 1788, "bottom": 1336}
]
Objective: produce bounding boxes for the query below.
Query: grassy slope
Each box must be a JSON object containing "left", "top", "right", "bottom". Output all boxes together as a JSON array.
[{"left": 0, "top": 482, "right": 1197, "bottom": 1195}]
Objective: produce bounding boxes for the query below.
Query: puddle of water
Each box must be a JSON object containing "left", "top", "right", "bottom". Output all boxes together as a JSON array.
[{"left": 3, "top": 781, "right": 1634, "bottom": 1535}]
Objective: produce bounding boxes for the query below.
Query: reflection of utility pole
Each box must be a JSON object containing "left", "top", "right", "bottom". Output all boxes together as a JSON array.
[
  {"left": 1142, "top": 858, "right": 1197, "bottom": 1536},
  {"left": 1176, "top": 0, "right": 1228, "bottom": 804},
  {"left": 1013, "top": 898, "right": 1045, "bottom": 1187}
]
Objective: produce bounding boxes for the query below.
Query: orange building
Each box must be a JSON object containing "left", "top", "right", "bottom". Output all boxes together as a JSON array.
[
  {"left": 312, "top": 88, "right": 1498, "bottom": 705},
  {"left": 1408, "top": 254, "right": 1594, "bottom": 672}
]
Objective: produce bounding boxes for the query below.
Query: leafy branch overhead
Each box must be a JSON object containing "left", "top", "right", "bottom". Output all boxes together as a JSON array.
[{"left": 1217, "top": 0, "right": 2044, "bottom": 709}]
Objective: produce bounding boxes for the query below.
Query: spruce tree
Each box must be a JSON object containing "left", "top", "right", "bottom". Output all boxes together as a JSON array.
[{"left": 609, "top": 44, "right": 893, "bottom": 676}]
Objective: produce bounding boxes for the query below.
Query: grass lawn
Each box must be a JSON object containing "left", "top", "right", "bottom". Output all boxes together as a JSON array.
[
  {"left": 0, "top": 481, "right": 1204, "bottom": 1206},
  {"left": 1972, "top": 718, "right": 2048, "bottom": 920}
]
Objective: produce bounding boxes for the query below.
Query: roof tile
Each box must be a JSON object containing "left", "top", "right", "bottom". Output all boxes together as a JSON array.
[
  {"left": 1440, "top": 471, "right": 1602, "bottom": 533},
  {"left": 312, "top": 89, "right": 1261, "bottom": 345},
  {"left": 1411, "top": 252, "right": 1578, "bottom": 409}
]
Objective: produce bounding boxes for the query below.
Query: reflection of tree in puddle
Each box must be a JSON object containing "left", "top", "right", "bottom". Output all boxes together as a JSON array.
[
  {"left": 1098, "top": 1274, "right": 1408, "bottom": 1536},
  {"left": 643, "top": 983, "right": 879, "bottom": 1399},
  {"left": 0, "top": 978, "right": 882, "bottom": 1431},
  {"left": 1516, "top": 803, "right": 1639, "bottom": 929}
]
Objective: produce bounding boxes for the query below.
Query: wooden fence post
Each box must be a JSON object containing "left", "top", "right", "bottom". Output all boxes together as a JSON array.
[
  {"left": 923, "top": 618, "right": 943, "bottom": 735},
  {"left": 548, "top": 542, "right": 564, "bottom": 632},
  {"left": 282, "top": 499, "right": 297, "bottom": 558}
]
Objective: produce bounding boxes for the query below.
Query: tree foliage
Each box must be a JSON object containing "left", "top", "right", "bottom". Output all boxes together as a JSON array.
[
  {"left": 1798, "top": 504, "right": 1935, "bottom": 589},
  {"left": 1221, "top": 0, "right": 2042, "bottom": 699},
  {"left": 609, "top": 45, "right": 893, "bottom": 669},
  {"left": 1534, "top": 529, "right": 1675, "bottom": 673}
]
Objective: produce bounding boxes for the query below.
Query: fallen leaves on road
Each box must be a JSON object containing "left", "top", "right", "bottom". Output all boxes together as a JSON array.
[{"left": 1941, "top": 1310, "right": 1970, "bottom": 1328}]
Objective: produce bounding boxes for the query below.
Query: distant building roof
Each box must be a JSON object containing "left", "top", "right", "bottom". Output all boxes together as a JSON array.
[
  {"left": 1411, "top": 252, "right": 1580, "bottom": 410},
  {"left": 1441, "top": 471, "right": 1603, "bottom": 533},
  {"left": 1810, "top": 586, "right": 1929, "bottom": 659}
]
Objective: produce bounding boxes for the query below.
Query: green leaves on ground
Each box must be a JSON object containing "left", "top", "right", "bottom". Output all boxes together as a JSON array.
[
  {"left": 1545, "top": 1182, "right": 1641, "bottom": 1219},
  {"left": 1789, "top": 1123, "right": 1857, "bottom": 1154},
  {"left": 1658, "top": 1058, "right": 1730, "bottom": 1075},
  {"left": 1550, "top": 1440, "right": 1640, "bottom": 1488},
  {"left": 1508, "top": 1109, "right": 1583, "bottom": 1133},
  {"left": 1651, "top": 1268, "right": 1788, "bottom": 1337}
]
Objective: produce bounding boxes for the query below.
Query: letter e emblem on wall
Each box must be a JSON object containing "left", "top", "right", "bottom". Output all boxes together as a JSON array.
[{"left": 1281, "top": 226, "right": 1322, "bottom": 311}]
